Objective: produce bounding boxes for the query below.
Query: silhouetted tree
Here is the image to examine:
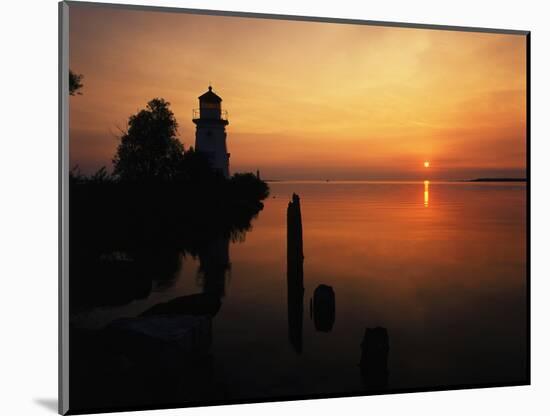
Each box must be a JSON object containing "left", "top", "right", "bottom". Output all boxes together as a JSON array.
[
  {"left": 113, "top": 98, "right": 185, "bottom": 182},
  {"left": 89, "top": 166, "right": 113, "bottom": 184},
  {"left": 69, "top": 70, "right": 84, "bottom": 95},
  {"left": 69, "top": 165, "right": 113, "bottom": 185},
  {"left": 69, "top": 165, "right": 85, "bottom": 185},
  {"left": 230, "top": 173, "right": 270, "bottom": 201}
]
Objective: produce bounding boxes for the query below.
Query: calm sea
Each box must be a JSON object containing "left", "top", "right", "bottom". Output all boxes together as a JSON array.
[{"left": 72, "top": 181, "right": 528, "bottom": 404}]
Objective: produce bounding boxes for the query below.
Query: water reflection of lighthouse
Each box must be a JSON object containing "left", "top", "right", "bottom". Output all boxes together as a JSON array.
[{"left": 198, "top": 235, "right": 231, "bottom": 297}]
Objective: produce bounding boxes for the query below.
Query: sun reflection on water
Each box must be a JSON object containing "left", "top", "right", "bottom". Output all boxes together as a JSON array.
[{"left": 424, "top": 180, "right": 429, "bottom": 207}]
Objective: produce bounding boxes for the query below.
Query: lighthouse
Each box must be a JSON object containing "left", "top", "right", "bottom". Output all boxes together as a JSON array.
[{"left": 192, "top": 86, "right": 230, "bottom": 178}]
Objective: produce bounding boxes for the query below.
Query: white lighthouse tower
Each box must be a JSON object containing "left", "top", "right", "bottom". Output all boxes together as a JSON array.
[{"left": 192, "top": 86, "right": 230, "bottom": 178}]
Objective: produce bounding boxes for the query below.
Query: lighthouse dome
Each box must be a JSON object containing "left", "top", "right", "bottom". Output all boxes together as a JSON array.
[{"left": 198, "top": 86, "right": 222, "bottom": 103}]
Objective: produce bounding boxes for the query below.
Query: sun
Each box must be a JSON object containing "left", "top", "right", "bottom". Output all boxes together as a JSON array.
[{"left": 424, "top": 161, "right": 430, "bottom": 168}]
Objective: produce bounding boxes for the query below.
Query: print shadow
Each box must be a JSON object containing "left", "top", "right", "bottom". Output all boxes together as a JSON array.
[{"left": 33, "top": 398, "right": 57, "bottom": 414}]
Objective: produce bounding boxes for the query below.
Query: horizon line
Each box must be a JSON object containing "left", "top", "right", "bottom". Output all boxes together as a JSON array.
[{"left": 263, "top": 177, "right": 527, "bottom": 183}]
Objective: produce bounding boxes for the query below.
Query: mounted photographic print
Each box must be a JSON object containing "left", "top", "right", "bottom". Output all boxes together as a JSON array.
[{"left": 59, "top": 1, "right": 530, "bottom": 414}]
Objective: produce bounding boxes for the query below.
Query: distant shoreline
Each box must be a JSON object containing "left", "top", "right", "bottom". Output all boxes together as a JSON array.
[
  {"left": 264, "top": 178, "right": 527, "bottom": 183},
  {"left": 467, "top": 178, "right": 527, "bottom": 182}
]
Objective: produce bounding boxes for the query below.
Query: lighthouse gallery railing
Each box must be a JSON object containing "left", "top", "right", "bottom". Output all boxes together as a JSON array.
[{"left": 192, "top": 108, "right": 228, "bottom": 120}]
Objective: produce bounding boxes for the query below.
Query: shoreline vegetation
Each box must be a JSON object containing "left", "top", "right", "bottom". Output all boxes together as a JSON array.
[{"left": 70, "top": 97, "right": 269, "bottom": 311}]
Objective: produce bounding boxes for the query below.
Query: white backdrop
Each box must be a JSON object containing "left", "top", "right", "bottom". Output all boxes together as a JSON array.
[{"left": 1, "top": 0, "right": 548, "bottom": 415}]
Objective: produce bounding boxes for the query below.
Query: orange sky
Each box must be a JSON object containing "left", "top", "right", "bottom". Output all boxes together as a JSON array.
[{"left": 69, "top": 4, "right": 527, "bottom": 180}]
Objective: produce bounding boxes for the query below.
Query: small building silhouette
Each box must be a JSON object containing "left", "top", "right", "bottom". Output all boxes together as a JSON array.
[{"left": 193, "top": 86, "right": 230, "bottom": 178}]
